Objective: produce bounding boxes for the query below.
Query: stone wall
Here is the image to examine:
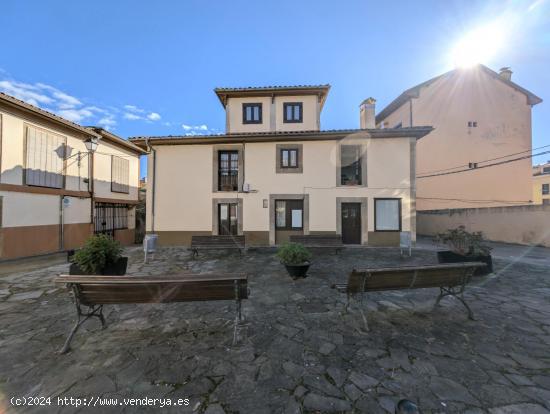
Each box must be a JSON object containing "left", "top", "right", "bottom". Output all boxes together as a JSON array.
[{"left": 418, "top": 204, "right": 550, "bottom": 247}]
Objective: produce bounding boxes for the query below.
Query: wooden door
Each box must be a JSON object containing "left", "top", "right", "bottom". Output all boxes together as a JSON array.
[{"left": 341, "top": 203, "right": 361, "bottom": 244}]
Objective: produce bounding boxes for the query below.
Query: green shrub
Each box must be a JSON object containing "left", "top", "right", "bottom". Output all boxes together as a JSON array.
[
  {"left": 435, "top": 225, "right": 492, "bottom": 256},
  {"left": 74, "top": 234, "right": 122, "bottom": 274},
  {"left": 276, "top": 242, "right": 312, "bottom": 265}
]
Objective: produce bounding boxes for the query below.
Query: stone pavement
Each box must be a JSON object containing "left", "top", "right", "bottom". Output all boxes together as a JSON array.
[{"left": 1, "top": 244, "right": 550, "bottom": 413}]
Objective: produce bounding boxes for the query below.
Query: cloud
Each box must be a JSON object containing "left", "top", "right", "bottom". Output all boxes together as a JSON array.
[
  {"left": 181, "top": 123, "right": 214, "bottom": 135},
  {"left": 0, "top": 73, "right": 165, "bottom": 132},
  {"left": 98, "top": 116, "right": 117, "bottom": 130},
  {"left": 124, "top": 112, "right": 142, "bottom": 120}
]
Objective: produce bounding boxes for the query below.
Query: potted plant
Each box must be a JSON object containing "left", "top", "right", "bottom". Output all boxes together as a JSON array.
[
  {"left": 70, "top": 234, "right": 128, "bottom": 275},
  {"left": 434, "top": 226, "right": 493, "bottom": 275},
  {"left": 277, "top": 242, "right": 312, "bottom": 279}
]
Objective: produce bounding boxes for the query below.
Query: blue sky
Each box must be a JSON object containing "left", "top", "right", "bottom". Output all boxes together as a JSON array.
[{"left": 1, "top": 0, "right": 549, "bottom": 177}]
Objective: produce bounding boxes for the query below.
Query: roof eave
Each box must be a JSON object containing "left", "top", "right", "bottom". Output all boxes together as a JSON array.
[{"left": 129, "top": 126, "right": 433, "bottom": 148}]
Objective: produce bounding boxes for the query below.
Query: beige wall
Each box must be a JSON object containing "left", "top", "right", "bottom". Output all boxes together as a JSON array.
[
  {"left": 226, "top": 95, "right": 320, "bottom": 133},
  {"left": 418, "top": 204, "right": 550, "bottom": 247},
  {"left": 147, "top": 135, "right": 415, "bottom": 245},
  {"left": 93, "top": 139, "right": 140, "bottom": 201},
  {"left": 533, "top": 174, "right": 550, "bottom": 205},
  {"left": 0, "top": 109, "right": 90, "bottom": 188},
  {"left": 379, "top": 66, "right": 534, "bottom": 210}
]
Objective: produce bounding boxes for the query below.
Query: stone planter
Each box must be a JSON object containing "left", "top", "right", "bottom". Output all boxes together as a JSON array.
[
  {"left": 69, "top": 257, "right": 128, "bottom": 276},
  {"left": 284, "top": 263, "right": 310, "bottom": 279},
  {"left": 437, "top": 250, "right": 492, "bottom": 276}
]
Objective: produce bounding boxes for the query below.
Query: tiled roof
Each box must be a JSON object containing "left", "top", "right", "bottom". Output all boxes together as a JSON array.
[
  {"left": 129, "top": 126, "right": 434, "bottom": 148},
  {"left": 376, "top": 64, "right": 542, "bottom": 124},
  {"left": 214, "top": 84, "right": 331, "bottom": 107},
  {"left": 214, "top": 84, "right": 330, "bottom": 92},
  {"left": 0, "top": 92, "right": 100, "bottom": 138},
  {"left": 86, "top": 126, "right": 147, "bottom": 155}
]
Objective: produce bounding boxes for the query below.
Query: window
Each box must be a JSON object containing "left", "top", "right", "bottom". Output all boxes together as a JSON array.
[
  {"left": 243, "top": 103, "right": 262, "bottom": 124},
  {"left": 218, "top": 150, "right": 239, "bottom": 191},
  {"left": 283, "top": 102, "right": 303, "bottom": 123},
  {"left": 94, "top": 203, "right": 128, "bottom": 235},
  {"left": 468, "top": 121, "right": 478, "bottom": 127},
  {"left": 543, "top": 167, "right": 550, "bottom": 174},
  {"left": 394, "top": 122, "right": 402, "bottom": 128},
  {"left": 375, "top": 198, "right": 401, "bottom": 231},
  {"left": 543, "top": 184, "right": 549, "bottom": 195},
  {"left": 24, "top": 125, "right": 66, "bottom": 188},
  {"left": 340, "top": 145, "right": 362, "bottom": 185},
  {"left": 275, "top": 200, "right": 303, "bottom": 230},
  {"left": 281, "top": 148, "right": 298, "bottom": 168},
  {"left": 218, "top": 203, "right": 238, "bottom": 235},
  {"left": 111, "top": 156, "right": 129, "bottom": 193}
]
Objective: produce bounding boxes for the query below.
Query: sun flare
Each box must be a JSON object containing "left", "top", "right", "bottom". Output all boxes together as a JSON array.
[{"left": 450, "top": 22, "right": 506, "bottom": 68}]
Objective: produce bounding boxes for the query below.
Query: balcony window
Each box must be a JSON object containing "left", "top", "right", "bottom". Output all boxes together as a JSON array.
[
  {"left": 340, "top": 145, "right": 362, "bottom": 186},
  {"left": 218, "top": 150, "right": 239, "bottom": 191},
  {"left": 24, "top": 125, "right": 66, "bottom": 189},
  {"left": 111, "top": 156, "right": 129, "bottom": 193}
]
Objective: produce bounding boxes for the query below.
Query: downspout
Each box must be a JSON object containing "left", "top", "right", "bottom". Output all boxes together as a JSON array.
[
  {"left": 146, "top": 138, "right": 157, "bottom": 233},
  {"left": 409, "top": 98, "right": 414, "bottom": 127}
]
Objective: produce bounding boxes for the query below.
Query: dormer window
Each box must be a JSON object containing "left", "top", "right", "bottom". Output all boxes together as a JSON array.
[
  {"left": 283, "top": 102, "right": 303, "bottom": 123},
  {"left": 243, "top": 103, "right": 262, "bottom": 124}
]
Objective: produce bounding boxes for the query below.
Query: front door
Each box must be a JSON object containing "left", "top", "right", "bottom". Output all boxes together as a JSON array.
[
  {"left": 218, "top": 203, "right": 238, "bottom": 235},
  {"left": 341, "top": 203, "right": 361, "bottom": 244}
]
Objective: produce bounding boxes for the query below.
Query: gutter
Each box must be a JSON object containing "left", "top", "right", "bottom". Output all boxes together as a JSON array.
[{"left": 146, "top": 138, "right": 156, "bottom": 233}]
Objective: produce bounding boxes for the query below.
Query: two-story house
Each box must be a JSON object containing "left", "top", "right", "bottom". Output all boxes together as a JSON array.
[
  {"left": 375, "top": 64, "right": 542, "bottom": 211},
  {"left": 130, "top": 85, "right": 432, "bottom": 247},
  {"left": 0, "top": 93, "right": 145, "bottom": 259}
]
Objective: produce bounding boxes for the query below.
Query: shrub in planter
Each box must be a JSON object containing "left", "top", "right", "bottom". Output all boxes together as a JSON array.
[
  {"left": 71, "top": 234, "right": 127, "bottom": 275},
  {"left": 434, "top": 226, "right": 493, "bottom": 275},
  {"left": 276, "top": 242, "right": 312, "bottom": 279}
]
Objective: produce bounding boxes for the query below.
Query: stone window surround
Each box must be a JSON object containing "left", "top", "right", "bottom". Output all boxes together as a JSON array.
[
  {"left": 269, "top": 194, "right": 309, "bottom": 245},
  {"left": 275, "top": 144, "right": 303, "bottom": 174},
  {"left": 212, "top": 144, "right": 244, "bottom": 192},
  {"left": 336, "top": 197, "right": 368, "bottom": 245},
  {"left": 336, "top": 142, "right": 368, "bottom": 187},
  {"left": 212, "top": 198, "right": 244, "bottom": 236}
]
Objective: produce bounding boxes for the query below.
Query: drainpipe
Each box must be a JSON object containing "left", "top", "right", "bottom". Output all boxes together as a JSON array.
[{"left": 146, "top": 138, "right": 156, "bottom": 233}]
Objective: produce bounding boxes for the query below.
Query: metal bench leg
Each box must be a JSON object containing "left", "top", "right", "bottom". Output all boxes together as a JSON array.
[
  {"left": 232, "top": 299, "right": 243, "bottom": 346},
  {"left": 433, "top": 287, "right": 475, "bottom": 320},
  {"left": 192, "top": 248, "right": 198, "bottom": 259},
  {"left": 59, "top": 291, "right": 106, "bottom": 354}
]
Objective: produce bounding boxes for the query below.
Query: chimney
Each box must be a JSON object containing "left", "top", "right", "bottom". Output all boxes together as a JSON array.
[
  {"left": 499, "top": 67, "right": 512, "bottom": 81},
  {"left": 360, "top": 97, "right": 376, "bottom": 129}
]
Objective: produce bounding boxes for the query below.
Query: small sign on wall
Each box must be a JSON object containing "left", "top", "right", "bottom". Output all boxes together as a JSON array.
[
  {"left": 62, "top": 197, "right": 71, "bottom": 208},
  {"left": 263, "top": 199, "right": 268, "bottom": 208}
]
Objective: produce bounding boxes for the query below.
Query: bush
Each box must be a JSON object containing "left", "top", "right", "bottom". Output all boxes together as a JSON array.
[
  {"left": 74, "top": 234, "right": 123, "bottom": 274},
  {"left": 435, "top": 225, "right": 492, "bottom": 256},
  {"left": 276, "top": 242, "right": 312, "bottom": 265}
]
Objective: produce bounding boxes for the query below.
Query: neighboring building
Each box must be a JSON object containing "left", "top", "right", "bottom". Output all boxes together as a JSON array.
[
  {"left": 533, "top": 162, "right": 550, "bottom": 205},
  {"left": 130, "top": 85, "right": 432, "bottom": 247},
  {"left": 0, "top": 93, "right": 145, "bottom": 259},
  {"left": 376, "top": 64, "right": 542, "bottom": 210}
]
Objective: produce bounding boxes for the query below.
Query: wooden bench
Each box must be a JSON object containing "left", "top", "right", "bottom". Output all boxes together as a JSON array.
[
  {"left": 333, "top": 262, "right": 486, "bottom": 324},
  {"left": 55, "top": 273, "right": 248, "bottom": 354},
  {"left": 190, "top": 235, "right": 246, "bottom": 258},
  {"left": 289, "top": 235, "right": 343, "bottom": 253}
]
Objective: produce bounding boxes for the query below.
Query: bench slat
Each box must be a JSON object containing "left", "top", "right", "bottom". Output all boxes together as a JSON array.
[{"left": 347, "top": 262, "right": 485, "bottom": 294}]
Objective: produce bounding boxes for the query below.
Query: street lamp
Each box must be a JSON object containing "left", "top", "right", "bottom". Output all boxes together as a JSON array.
[{"left": 84, "top": 137, "right": 99, "bottom": 153}]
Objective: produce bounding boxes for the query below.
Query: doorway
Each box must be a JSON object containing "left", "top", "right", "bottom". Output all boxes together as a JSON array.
[
  {"left": 341, "top": 202, "right": 361, "bottom": 244},
  {"left": 218, "top": 203, "right": 238, "bottom": 235}
]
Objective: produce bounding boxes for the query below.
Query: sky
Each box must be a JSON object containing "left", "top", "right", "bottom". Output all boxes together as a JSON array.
[{"left": 1, "top": 0, "right": 549, "bottom": 178}]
